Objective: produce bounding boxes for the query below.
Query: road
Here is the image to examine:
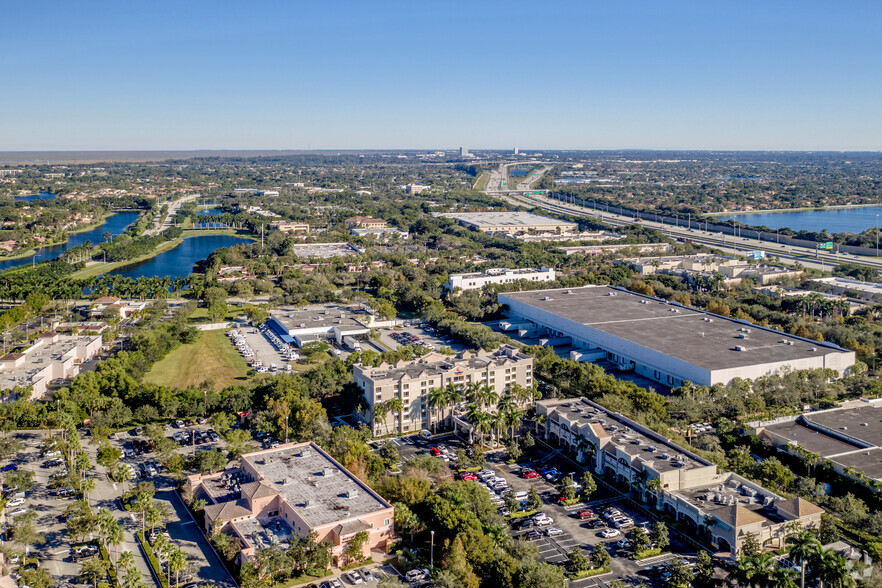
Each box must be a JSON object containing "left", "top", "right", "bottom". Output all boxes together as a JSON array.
[
  {"left": 482, "top": 161, "right": 882, "bottom": 273},
  {"left": 145, "top": 194, "right": 199, "bottom": 235}
]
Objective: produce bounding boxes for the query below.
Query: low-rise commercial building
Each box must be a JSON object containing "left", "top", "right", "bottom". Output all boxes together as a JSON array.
[
  {"left": 438, "top": 211, "right": 578, "bottom": 236},
  {"left": 87, "top": 297, "right": 150, "bottom": 319},
  {"left": 444, "top": 267, "right": 556, "bottom": 294},
  {"left": 405, "top": 184, "right": 431, "bottom": 194},
  {"left": 290, "top": 242, "right": 363, "bottom": 259},
  {"left": 188, "top": 442, "right": 395, "bottom": 565},
  {"left": 266, "top": 304, "right": 374, "bottom": 347},
  {"left": 345, "top": 216, "right": 387, "bottom": 229},
  {"left": 269, "top": 221, "right": 310, "bottom": 235},
  {"left": 750, "top": 398, "right": 882, "bottom": 491},
  {"left": 0, "top": 332, "right": 102, "bottom": 399},
  {"left": 538, "top": 397, "right": 824, "bottom": 558},
  {"left": 499, "top": 286, "right": 855, "bottom": 387},
  {"left": 351, "top": 227, "right": 409, "bottom": 241},
  {"left": 354, "top": 345, "right": 533, "bottom": 435},
  {"left": 619, "top": 254, "right": 804, "bottom": 286}
]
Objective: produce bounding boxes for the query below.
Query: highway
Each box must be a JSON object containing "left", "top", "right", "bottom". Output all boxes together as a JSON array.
[
  {"left": 483, "top": 162, "right": 882, "bottom": 273},
  {"left": 145, "top": 193, "right": 199, "bottom": 235}
]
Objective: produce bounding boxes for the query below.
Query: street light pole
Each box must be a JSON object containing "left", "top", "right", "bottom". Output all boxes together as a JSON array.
[
  {"left": 430, "top": 530, "right": 435, "bottom": 571},
  {"left": 285, "top": 415, "right": 289, "bottom": 444},
  {"left": 876, "top": 214, "right": 879, "bottom": 257}
]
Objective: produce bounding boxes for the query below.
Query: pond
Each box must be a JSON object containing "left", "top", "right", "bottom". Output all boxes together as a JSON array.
[
  {"left": 0, "top": 211, "right": 139, "bottom": 272},
  {"left": 106, "top": 234, "right": 251, "bottom": 280}
]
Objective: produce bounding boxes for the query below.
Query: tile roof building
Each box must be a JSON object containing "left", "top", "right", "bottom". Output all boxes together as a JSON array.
[
  {"left": 538, "top": 397, "right": 824, "bottom": 559},
  {"left": 188, "top": 442, "right": 394, "bottom": 565}
]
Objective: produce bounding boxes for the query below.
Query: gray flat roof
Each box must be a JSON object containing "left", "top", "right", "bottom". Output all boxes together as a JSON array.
[
  {"left": 439, "top": 211, "right": 578, "bottom": 229},
  {"left": 830, "top": 448, "right": 882, "bottom": 480},
  {"left": 805, "top": 405, "right": 882, "bottom": 448},
  {"left": 501, "top": 286, "right": 851, "bottom": 372},
  {"left": 270, "top": 304, "right": 371, "bottom": 332},
  {"left": 764, "top": 420, "right": 862, "bottom": 457},
  {"left": 242, "top": 443, "right": 390, "bottom": 528}
]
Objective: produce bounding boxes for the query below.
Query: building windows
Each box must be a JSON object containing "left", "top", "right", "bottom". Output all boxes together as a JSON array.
[
  {"left": 384, "top": 519, "right": 390, "bottom": 526},
  {"left": 654, "top": 370, "right": 661, "bottom": 380}
]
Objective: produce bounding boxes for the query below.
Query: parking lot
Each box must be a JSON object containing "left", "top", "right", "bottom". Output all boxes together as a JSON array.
[
  {"left": 382, "top": 434, "right": 707, "bottom": 586},
  {"left": 228, "top": 327, "right": 296, "bottom": 374},
  {"left": 377, "top": 323, "right": 466, "bottom": 353}
]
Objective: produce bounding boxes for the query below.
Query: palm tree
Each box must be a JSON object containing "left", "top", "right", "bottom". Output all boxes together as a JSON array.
[
  {"left": 442, "top": 381, "right": 461, "bottom": 424},
  {"left": 473, "top": 412, "right": 491, "bottom": 447},
  {"left": 117, "top": 550, "right": 136, "bottom": 574},
  {"left": 107, "top": 522, "right": 124, "bottom": 565},
  {"left": 734, "top": 552, "right": 778, "bottom": 588},
  {"left": 80, "top": 477, "right": 96, "bottom": 506},
  {"left": 386, "top": 398, "right": 403, "bottom": 435},
  {"left": 372, "top": 401, "right": 389, "bottom": 436},
  {"left": 168, "top": 547, "right": 188, "bottom": 588},
  {"left": 465, "top": 403, "right": 482, "bottom": 444},
  {"left": 427, "top": 387, "right": 446, "bottom": 433},
  {"left": 146, "top": 504, "right": 167, "bottom": 535},
  {"left": 787, "top": 529, "right": 821, "bottom": 588},
  {"left": 504, "top": 410, "right": 522, "bottom": 441},
  {"left": 814, "top": 549, "right": 856, "bottom": 588},
  {"left": 496, "top": 393, "right": 516, "bottom": 419}
]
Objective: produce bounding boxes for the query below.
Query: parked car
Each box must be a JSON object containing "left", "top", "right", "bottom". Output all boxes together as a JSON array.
[
  {"left": 577, "top": 509, "right": 595, "bottom": 519},
  {"left": 345, "top": 571, "right": 363, "bottom": 584},
  {"left": 545, "top": 527, "right": 564, "bottom": 537},
  {"left": 600, "top": 528, "right": 621, "bottom": 538},
  {"left": 588, "top": 519, "right": 608, "bottom": 529},
  {"left": 1, "top": 464, "right": 18, "bottom": 472},
  {"left": 405, "top": 568, "right": 429, "bottom": 582},
  {"left": 525, "top": 530, "right": 542, "bottom": 540}
]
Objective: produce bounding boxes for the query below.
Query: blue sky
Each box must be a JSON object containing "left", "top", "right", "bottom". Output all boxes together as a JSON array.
[{"left": 1, "top": 1, "right": 880, "bottom": 150}]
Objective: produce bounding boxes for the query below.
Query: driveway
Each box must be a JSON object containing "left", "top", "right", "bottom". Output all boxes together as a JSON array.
[{"left": 156, "top": 489, "right": 237, "bottom": 588}]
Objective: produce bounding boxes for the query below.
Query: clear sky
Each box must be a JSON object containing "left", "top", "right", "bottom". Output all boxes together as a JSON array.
[{"left": 2, "top": 1, "right": 880, "bottom": 151}]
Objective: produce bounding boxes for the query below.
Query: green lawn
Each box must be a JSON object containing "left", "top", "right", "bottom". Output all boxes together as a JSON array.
[{"left": 144, "top": 329, "right": 250, "bottom": 390}]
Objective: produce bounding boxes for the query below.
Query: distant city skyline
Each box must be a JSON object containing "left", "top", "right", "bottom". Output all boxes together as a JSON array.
[{"left": 2, "top": 1, "right": 881, "bottom": 151}]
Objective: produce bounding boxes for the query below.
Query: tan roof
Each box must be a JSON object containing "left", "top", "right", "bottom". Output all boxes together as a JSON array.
[
  {"left": 333, "top": 519, "right": 372, "bottom": 538},
  {"left": 93, "top": 296, "right": 120, "bottom": 304},
  {"left": 0, "top": 353, "right": 25, "bottom": 361},
  {"left": 589, "top": 423, "right": 607, "bottom": 438},
  {"left": 204, "top": 499, "right": 253, "bottom": 522},
  {"left": 240, "top": 480, "right": 279, "bottom": 501},
  {"left": 713, "top": 504, "right": 768, "bottom": 528},
  {"left": 776, "top": 497, "right": 824, "bottom": 518}
]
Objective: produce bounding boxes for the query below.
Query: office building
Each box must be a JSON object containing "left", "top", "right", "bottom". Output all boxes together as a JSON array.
[
  {"left": 444, "top": 267, "right": 556, "bottom": 294},
  {"left": 266, "top": 304, "right": 374, "bottom": 347},
  {"left": 344, "top": 216, "right": 387, "bottom": 229},
  {"left": 0, "top": 332, "right": 103, "bottom": 399},
  {"left": 188, "top": 442, "right": 394, "bottom": 566},
  {"left": 499, "top": 286, "right": 855, "bottom": 387},
  {"left": 538, "top": 397, "right": 824, "bottom": 558},
  {"left": 269, "top": 221, "right": 310, "bottom": 235}
]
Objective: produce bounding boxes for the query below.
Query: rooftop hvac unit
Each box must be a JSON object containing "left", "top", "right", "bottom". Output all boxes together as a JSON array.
[
  {"left": 303, "top": 499, "right": 313, "bottom": 507},
  {"left": 541, "top": 296, "right": 553, "bottom": 301},
  {"left": 786, "top": 341, "right": 793, "bottom": 346},
  {"left": 810, "top": 347, "right": 817, "bottom": 352},
  {"left": 344, "top": 489, "right": 358, "bottom": 498},
  {"left": 322, "top": 467, "right": 334, "bottom": 476},
  {"left": 735, "top": 345, "right": 746, "bottom": 351},
  {"left": 565, "top": 290, "right": 573, "bottom": 294}
]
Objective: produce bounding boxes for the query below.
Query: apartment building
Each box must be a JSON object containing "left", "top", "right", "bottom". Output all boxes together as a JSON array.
[
  {"left": 354, "top": 345, "right": 533, "bottom": 435},
  {"left": 269, "top": 221, "right": 310, "bottom": 235},
  {"left": 538, "top": 397, "right": 824, "bottom": 559},
  {"left": 188, "top": 442, "right": 395, "bottom": 566}
]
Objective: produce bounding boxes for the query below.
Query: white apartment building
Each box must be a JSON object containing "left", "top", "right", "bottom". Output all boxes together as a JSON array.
[{"left": 0, "top": 332, "right": 103, "bottom": 399}]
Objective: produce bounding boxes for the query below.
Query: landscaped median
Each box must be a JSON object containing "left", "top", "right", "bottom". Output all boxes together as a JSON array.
[
  {"left": 633, "top": 547, "right": 663, "bottom": 560},
  {"left": 96, "top": 541, "right": 121, "bottom": 587},
  {"left": 137, "top": 530, "right": 169, "bottom": 588},
  {"left": 568, "top": 565, "right": 611, "bottom": 581}
]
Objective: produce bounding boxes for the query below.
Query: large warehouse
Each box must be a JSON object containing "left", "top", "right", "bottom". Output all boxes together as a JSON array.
[
  {"left": 438, "top": 211, "right": 578, "bottom": 235},
  {"left": 498, "top": 286, "right": 855, "bottom": 387}
]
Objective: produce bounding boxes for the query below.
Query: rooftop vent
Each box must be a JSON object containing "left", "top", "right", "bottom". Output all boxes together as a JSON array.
[
  {"left": 734, "top": 345, "right": 746, "bottom": 352},
  {"left": 322, "top": 467, "right": 334, "bottom": 476},
  {"left": 541, "top": 296, "right": 553, "bottom": 301},
  {"left": 303, "top": 499, "right": 313, "bottom": 507},
  {"left": 344, "top": 489, "right": 358, "bottom": 498},
  {"left": 810, "top": 347, "right": 817, "bottom": 352},
  {"left": 786, "top": 341, "right": 793, "bottom": 346}
]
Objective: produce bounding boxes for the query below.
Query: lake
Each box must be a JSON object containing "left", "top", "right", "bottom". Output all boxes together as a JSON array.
[
  {"left": 714, "top": 206, "right": 882, "bottom": 233},
  {"left": 0, "top": 211, "right": 139, "bottom": 272},
  {"left": 14, "top": 192, "right": 56, "bottom": 202},
  {"left": 106, "top": 234, "right": 251, "bottom": 280}
]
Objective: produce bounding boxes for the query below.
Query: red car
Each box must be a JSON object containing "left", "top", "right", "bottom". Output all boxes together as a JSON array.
[
  {"left": 429, "top": 448, "right": 441, "bottom": 456},
  {"left": 522, "top": 470, "right": 539, "bottom": 479},
  {"left": 577, "top": 509, "right": 595, "bottom": 519},
  {"left": 458, "top": 472, "right": 477, "bottom": 481}
]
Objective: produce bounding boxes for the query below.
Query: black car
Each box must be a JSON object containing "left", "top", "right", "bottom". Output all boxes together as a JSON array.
[
  {"left": 525, "top": 530, "right": 542, "bottom": 540},
  {"left": 588, "top": 519, "right": 607, "bottom": 529}
]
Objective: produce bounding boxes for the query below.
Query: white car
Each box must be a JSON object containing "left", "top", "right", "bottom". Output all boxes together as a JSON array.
[
  {"left": 545, "top": 527, "right": 563, "bottom": 537},
  {"left": 534, "top": 516, "right": 554, "bottom": 526},
  {"left": 405, "top": 568, "right": 429, "bottom": 582},
  {"left": 345, "top": 571, "right": 363, "bottom": 584},
  {"left": 7, "top": 498, "right": 24, "bottom": 508},
  {"left": 600, "top": 528, "right": 621, "bottom": 538}
]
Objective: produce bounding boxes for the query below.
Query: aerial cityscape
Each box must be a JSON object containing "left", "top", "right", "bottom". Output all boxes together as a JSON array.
[{"left": 1, "top": 2, "right": 881, "bottom": 588}]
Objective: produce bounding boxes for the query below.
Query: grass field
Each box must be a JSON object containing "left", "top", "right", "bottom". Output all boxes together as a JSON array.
[{"left": 144, "top": 329, "right": 250, "bottom": 390}]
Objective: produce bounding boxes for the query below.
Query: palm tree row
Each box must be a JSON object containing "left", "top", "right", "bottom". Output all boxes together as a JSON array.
[{"left": 734, "top": 529, "right": 855, "bottom": 588}]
